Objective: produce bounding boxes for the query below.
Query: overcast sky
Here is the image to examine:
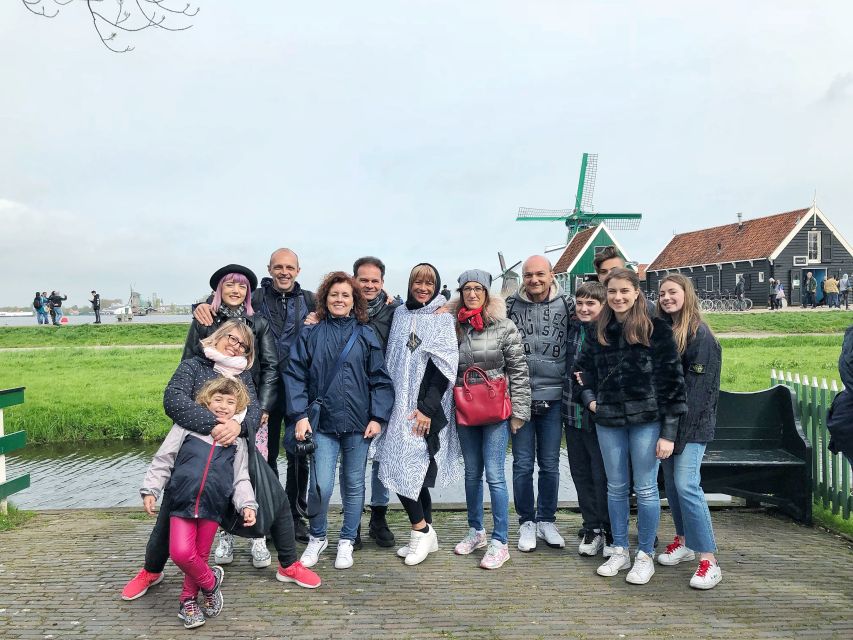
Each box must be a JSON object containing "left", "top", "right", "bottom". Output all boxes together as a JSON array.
[{"left": 3, "top": 1, "right": 852, "bottom": 307}]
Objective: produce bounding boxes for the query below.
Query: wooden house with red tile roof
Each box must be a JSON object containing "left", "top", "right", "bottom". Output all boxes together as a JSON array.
[
  {"left": 552, "top": 223, "right": 634, "bottom": 294},
  {"left": 645, "top": 206, "right": 853, "bottom": 306}
]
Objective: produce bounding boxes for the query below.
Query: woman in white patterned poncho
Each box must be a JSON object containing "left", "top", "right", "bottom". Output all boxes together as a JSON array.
[{"left": 373, "top": 263, "right": 460, "bottom": 566}]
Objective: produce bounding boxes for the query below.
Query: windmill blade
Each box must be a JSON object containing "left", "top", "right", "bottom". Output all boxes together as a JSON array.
[
  {"left": 574, "top": 153, "right": 598, "bottom": 213},
  {"left": 517, "top": 207, "right": 573, "bottom": 221},
  {"left": 498, "top": 251, "right": 507, "bottom": 272},
  {"left": 584, "top": 212, "right": 642, "bottom": 230}
]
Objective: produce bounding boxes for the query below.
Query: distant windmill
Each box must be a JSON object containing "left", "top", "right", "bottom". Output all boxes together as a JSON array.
[
  {"left": 516, "top": 153, "right": 643, "bottom": 243},
  {"left": 496, "top": 251, "right": 521, "bottom": 297}
]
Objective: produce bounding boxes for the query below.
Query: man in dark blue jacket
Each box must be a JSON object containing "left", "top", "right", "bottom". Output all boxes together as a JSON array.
[{"left": 194, "top": 247, "right": 316, "bottom": 542}]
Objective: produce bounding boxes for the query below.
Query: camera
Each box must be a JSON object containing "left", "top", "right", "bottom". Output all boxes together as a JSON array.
[{"left": 294, "top": 432, "right": 316, "bottom": 457}]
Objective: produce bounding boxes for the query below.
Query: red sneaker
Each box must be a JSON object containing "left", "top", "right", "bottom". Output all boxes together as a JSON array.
[
  {"left": 276, "top": 561, "right": 321, "bottom": 589},
  {"left": 121, "top": 569, "right": 164, "bottom": 601}
]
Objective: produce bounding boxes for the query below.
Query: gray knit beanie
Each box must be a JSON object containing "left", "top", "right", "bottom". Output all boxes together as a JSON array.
[{"left": 457, "top": 269, "right": 492, "bottom": 290}]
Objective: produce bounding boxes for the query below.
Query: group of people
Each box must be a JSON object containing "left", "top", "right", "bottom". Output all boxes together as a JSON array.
[
  {"left": 32, "top": 290, "right": 67, "bottom": 325},
  {"left": 802, "top": 271, "right": 850, "bottom": 309},
  {"left": 31, "top": 289, "right": 101, "bottom": 324},
  {"left": 122, "top": 245, "right": 724, "bottom": 630}
]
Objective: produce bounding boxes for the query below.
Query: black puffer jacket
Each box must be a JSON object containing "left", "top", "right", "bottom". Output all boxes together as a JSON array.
[
  {"left": 368, "top": 298, "right": 402, "bottom": 351},
  {"left": 827, "top": 325, "right": 853, "bottom": 459},
  {"left": 670, "top": 321, "right": 721, "bottom": 455},
  {"left": 181, "top": 311, "right": 278, "bottom": 413},
  {"left": 163, "top": 356, "right": 261, "bottom": 438},
  {"left": 574, "top": 316, "right": 687, "bottom": 441},
  {"left": 252, "top": 278, "right": 316, "bottom": 375}
]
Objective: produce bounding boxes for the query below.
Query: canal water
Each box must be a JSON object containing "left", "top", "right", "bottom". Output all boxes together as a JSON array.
[
  {"left": 5, "top": 440, "right": 579, "bottom": 510},
  {"left": 0, "top": 314, "right": 192, "bottom": 327}
]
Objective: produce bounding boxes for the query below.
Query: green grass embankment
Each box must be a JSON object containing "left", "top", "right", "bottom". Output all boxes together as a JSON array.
[
  {"left": 0, "top": 505, "right": 35, "bottom": 532},
  {"left": 0, "top": 324, "right": 188, "bottom": 348},
  {"left": 705, "top": 310, "right": 852, "bottom": 334}
]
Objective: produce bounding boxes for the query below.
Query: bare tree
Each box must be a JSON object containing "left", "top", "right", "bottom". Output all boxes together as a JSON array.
[{"left": 22, "top": 0, "right": 198, "bottom": 53}]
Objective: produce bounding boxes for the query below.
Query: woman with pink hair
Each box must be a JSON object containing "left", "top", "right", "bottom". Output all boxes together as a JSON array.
[{"left": 182, "top": 264, "right": 279, "bottom": 568}]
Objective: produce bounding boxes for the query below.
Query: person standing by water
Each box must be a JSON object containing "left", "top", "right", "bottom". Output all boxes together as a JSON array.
[
  {"left": 48, "top": 290, "right": 67, "bottom": 325},
  {"left": 656, "top": 274, "right": 723, "bottom": 590},
  {"left": 373, "top": 263, "right": 460, "bottom": 567},
  {"left": 448, "top": 269, "right": 530, "bottom": 570},
  {"left": 33, "top": 291, "right": 49, "bottom": 325},
  {"left": 89, "top": 290, "right": 101, "bottom": 324}
]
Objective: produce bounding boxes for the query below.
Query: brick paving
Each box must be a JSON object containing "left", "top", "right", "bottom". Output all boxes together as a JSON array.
[{"left": 1, "top": 507, "right": 851, "bottom": 639}]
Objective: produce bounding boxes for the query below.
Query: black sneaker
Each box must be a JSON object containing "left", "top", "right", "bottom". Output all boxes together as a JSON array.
[
  {"left": 294, "top": 518, "right": 310, "bottom": 544},
  {"left": 178, "top": 599, "right": 206, "bottom": 629},
  {"left": 200, "top": 566, "right": 224, "bottom": 618},
  {"left": 368, "top": 506, "right": 395, "bottom": 548}
]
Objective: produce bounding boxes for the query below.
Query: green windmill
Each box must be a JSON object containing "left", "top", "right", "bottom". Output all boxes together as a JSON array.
[{"left": 516, "top": 153, "right": 642, "bottom": 243}]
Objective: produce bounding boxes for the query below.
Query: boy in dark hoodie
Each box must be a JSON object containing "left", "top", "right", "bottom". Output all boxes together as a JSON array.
[{"left": 562, "top": 281, "right": 613, "bottom": 557}]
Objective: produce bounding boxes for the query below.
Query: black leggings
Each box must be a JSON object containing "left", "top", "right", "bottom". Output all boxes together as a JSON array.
[
  {"left": 397, "top": 488, "right": 432, "bottom": 526},
  {"left": 143, "top": 490, "right": 298, "bottom": 573}
]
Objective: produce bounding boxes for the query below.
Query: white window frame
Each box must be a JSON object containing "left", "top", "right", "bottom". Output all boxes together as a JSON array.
[
  {"left": 705, "top": 275, "right": 714, "bottom": 292},
  {"left": 808, "top": 229, "right": 821, "bottom": 263},
  {"left": 758, "top": 272, "right": 765, "bottom": 283}
]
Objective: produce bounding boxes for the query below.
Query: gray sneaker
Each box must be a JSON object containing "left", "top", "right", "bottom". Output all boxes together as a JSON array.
[
  {"left": 200, "top": 566, "right": 224, "bottom": 618},
  {"left": 178, "top": 599, "right": 206, "bottom": 629},
  {"left": 213, "top": 531, "right": 234, "bottom": 565},
  {"left": 250, "top": 537, "right": 272, "bottom": 568}
]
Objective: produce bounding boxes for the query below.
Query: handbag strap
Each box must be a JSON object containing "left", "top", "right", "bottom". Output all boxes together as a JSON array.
[{"left": 317, "top": 324, "right": 362, "bottom": 402}]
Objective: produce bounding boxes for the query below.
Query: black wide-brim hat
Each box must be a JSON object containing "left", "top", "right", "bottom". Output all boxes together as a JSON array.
[{"left": 209, "top": 264, "right": 258, "bottom": 292}]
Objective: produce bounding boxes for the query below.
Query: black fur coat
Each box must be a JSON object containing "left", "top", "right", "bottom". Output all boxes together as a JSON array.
[{"left": 573, "top": 316, "right": 687, "bottom": 441}]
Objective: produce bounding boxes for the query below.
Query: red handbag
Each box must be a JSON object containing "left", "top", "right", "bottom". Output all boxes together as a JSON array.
[{"left": 454, "top": 366, "right": 513, "bottom": 427}]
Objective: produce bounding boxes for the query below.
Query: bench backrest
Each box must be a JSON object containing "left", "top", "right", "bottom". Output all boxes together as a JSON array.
[{"left": 711, "top": 385, "right": 806, "bottom": 454}]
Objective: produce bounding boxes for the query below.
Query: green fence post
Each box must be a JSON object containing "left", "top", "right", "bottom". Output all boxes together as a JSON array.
[{"left": 0, "top": 387, "right": 29, "bottom": 515}]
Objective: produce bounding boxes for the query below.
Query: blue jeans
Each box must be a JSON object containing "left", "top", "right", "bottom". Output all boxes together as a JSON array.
[
  {"left": 458, "top": 420, "right": 510, "bottom": 543},
  {"left": 53, "top": 307, "right": 64, "bottom": 324},
  {"left": 662, "top": 443, "right": 717, "bottom": 553},
  {"left": 370, "top": 460, "right": 389, "bottom": 507},
  {"left": 36, "top": 311, "right": 49, "bottom": 325},
  {"left": 596, "top": 422, "right": 661, "bottom": 554},
  {"left": 308, "top": 431, "right": 370, "bottom": 542},
  {"left": 511, "top": 402, "right": 562, "bottom": 523}
]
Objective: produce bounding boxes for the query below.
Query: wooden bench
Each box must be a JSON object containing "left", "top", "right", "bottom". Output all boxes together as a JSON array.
[{"left": 699, "top": 385, "right": 812, "bottom": 524}]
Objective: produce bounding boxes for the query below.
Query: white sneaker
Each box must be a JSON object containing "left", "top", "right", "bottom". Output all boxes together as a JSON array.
[
  {"left": 396, "top": 544, "right": 410, "bottom": 558},
  {"left": 536, "top": 521, "right": 565, "bottom": 549},
  {"left": 299, "top": 536, "right": 328, "bottom": 568},
  {"left": 578, "top": 531, "right": 604, "bottom": 557},
  {"left": 213, "top": 531, "right": 233, "bottom": 565},
  {"left": 596, "top": 547, "right": 631, "bottom": 577},
  {"left": 689, "top": 560, "right": 722, "bottom": 590},
  {"left": 454, "top": 528, "right": 487, "bottom": 555},
  {"left": 404, "top": 526, "right": 439, "bottom": 566},
  {"left": 602, "top": 544, "right": 616, "bottom": 558},
  {"left": 517, "top": 521, "right": 537, "bottom": 552},
  {"left": 626, "top": 550, "right": 655, "bottom": 585},
  {"left": 250, "top": 537, "right": 272, "bottom": 568},
  {"left": 657, "top": 536, "right": 696, "bottom": 566},
  {"left": 335, "top": 539, "right": 354, "bottom": 570}
]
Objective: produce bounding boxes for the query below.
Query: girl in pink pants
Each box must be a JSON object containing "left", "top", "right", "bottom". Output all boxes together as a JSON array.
[{"left": 142, "top": 377, "right": 258, "bottom": 629}]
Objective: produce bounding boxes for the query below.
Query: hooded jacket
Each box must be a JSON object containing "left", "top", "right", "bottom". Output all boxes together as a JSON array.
[
  {"left": 573, "top": 316, "right": 687, "bottom": 441},
  {"left": 505, "top": 282, "right": 576, "bottom": 401},
  {"left": 284, "top": 316, "right": 395, "bottom": 435},
  {"left": 181, "top": 310, "right": 278, "bottom": 412},
  {"left": 252, "top": 277, "right": 316, "bottom": 375},
  {"left": 448, "top": 296, "right": 531, "bottom": 422},
  {"left": 828, "top": 325, "right": 853, "bottom": 459}
]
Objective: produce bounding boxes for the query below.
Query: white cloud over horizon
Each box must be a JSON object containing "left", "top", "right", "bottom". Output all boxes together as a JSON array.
[{"left": 2, "top": 1, "right": 852, "bottom": 308}]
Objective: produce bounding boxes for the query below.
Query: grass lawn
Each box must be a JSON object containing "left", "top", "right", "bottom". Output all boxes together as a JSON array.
[
  {"left": 718, "top": 336, "right": 843, "bottom": 391},
  {"left": 0, "top": 323, "right": 189, "bottom": 348},
  {"left": 705, "top": 310, "right": 852, "bottom": 334},
  {"left": 813, "top": 501, "right": 853, "bottom": 540},
  {"left": 0, "top": 347, "right": 180, "bottom": 442},
  {"left": 0, "top": 505, "right": 35, "bottom": 532}
]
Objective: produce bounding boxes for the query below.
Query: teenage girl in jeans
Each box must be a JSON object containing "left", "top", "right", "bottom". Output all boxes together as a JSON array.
[
  {"left": 657, "top": 274, "right": 723, "bottom": 589},
  {"left": 574, "top": 268, "right": 687, "bottom": 585}
]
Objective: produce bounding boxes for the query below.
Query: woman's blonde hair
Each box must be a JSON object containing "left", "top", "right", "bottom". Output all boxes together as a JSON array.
[
  {"left": 408, "top": 264, "right": 437, "bottom": 293},
  {"left": 597, "top": 268, "right": 652, "bottom": 347},
  {"left": 195, "top": 376, "right": 250, "bottom": 412},
  {"left": 199, "top": 319, "right": 255, "bottom": 368},
  {"left": 657, "top": 273, "right": 702, "bottom": 355}
]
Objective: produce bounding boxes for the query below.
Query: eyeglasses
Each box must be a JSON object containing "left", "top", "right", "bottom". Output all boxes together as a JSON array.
[
  {"left": 226, "top": 333, "right": 249, "bottom": 354},
  {"left": 461, "top": 286, "right": 486, "bottom": 294}
]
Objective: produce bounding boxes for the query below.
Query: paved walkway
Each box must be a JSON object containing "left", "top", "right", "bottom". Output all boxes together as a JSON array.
[{"left": 1, "top": 507, "right": 852, "bottom": 639}]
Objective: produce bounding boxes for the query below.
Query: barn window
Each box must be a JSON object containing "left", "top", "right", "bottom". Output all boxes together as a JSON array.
[
  {"left": 705, "top": 275, "right": 714, "bottom": 292},
  {"left": 808, "top": 230, "right": 821, "bottom": 262}
]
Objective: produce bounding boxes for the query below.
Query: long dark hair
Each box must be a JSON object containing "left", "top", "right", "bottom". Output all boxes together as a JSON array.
[
  {"left": 597, "top": 268, "right": 652, "bottom": 347},
  {"left": 315, "top": 271, "right": 368, "bottom": 324}
]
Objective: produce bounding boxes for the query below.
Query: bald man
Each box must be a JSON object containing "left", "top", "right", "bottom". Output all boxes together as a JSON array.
[{"left": 505, "top": 255, "right": 576, "bottom": 553}]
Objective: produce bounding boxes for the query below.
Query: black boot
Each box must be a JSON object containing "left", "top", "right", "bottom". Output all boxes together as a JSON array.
[{"left": 368, "top": 506, "right": 395, "bottom": 547}]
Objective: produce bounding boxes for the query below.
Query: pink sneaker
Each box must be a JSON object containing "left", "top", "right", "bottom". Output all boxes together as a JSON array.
[
  {"left": 479, "top": 540, "right": 510, "bottom": 569},
  {"left": 276, "top": 561, "right": 322, "bottom": 589},
  {"left": 454, "top": 528, "right": 487, "bottom": 555},
  {"left": 121, "top": 569, "right": 164, "bottom": 601}
]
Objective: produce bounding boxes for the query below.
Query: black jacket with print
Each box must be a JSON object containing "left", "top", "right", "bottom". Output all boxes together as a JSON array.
[{"left": 573, "top": 316, "right": 687, "bottom": 441}]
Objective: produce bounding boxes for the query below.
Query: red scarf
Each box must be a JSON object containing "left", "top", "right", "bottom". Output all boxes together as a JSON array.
[{"left": 457, "top": 306, "right": 485, "bottom": 332}]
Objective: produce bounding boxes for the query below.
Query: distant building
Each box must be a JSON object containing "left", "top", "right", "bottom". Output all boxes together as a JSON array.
[
  {"left": 645, "top": 206, "right": 853, "bottom": 306},
  {"left": 553, "top": 223, "right": 634, "bottom": 294}
]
